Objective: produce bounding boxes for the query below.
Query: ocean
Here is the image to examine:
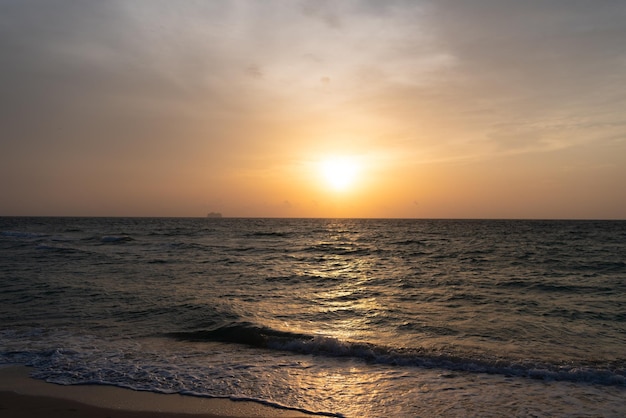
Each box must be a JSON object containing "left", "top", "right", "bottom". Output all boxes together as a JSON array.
[{"left": 1, "top": 217, "right": 625, "bottom": 417}]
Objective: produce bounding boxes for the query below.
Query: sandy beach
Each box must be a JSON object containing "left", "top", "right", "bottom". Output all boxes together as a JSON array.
[{"left": 0, "top": 366, "right": 310, "bottom": 418}]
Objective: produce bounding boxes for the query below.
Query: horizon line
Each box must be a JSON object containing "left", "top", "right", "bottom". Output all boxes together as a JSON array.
[{"left": 1, "top": 215, "right": 624, "bottom": 222}]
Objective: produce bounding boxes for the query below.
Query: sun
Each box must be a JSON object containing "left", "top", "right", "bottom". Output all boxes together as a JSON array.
[{"left": 319, "top": 156, "right": 360, "bottom": 192}]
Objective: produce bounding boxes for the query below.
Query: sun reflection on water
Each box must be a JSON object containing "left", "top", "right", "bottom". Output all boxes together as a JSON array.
[{"left": 300, "top": 255, "right": 383, "bottom": 342}]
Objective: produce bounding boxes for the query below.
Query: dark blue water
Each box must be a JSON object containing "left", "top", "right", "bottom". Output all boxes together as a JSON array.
[{"left": 1, "top": 217, "right": 625, "bottom": 416}]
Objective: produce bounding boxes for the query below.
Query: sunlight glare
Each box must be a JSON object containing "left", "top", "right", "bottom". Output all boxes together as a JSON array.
[{"left": 319, "top": 156, "right": 360, "bottom": 192}]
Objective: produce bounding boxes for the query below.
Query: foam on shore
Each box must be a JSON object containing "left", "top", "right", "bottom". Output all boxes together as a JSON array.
[{"left": 0, "top": 366, "right": 309, "bottom": 417}]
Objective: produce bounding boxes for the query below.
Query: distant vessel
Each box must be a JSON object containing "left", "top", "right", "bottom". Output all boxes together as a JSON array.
[{"left": 207, "top": 212, "right": 223, "bottom": 218}]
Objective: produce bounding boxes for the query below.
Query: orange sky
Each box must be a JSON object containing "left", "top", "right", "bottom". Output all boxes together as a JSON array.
[{"left": 1, "top": 1, "right": 625, "bottom": 219}]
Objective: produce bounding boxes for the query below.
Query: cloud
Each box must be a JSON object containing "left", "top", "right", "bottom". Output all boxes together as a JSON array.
[
  {"left": 301, "top": 0, "right": 342, "bottom": 29},
  {"left": 341, "top": 0, "right": 626, "bottom": 162},
  {"left": 1, "top": 1, "right": 625, "bottom": 217},
  {"left": 246, "top": 64, "right": 264, "bottom": 79}
]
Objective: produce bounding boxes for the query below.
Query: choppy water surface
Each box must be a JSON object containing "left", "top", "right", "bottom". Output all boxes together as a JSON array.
[{"left": 1, "top": 217, "right": 625, "bottom": 416}]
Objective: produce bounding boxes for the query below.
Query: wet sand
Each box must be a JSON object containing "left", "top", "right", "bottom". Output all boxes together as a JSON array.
[{"left": 0, "top": 366, "right": 310, "bottom": 418}]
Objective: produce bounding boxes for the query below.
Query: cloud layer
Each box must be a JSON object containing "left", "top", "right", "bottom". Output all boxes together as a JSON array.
[{"left": 1, "top": 0, "right": 625, "bottom": 218}]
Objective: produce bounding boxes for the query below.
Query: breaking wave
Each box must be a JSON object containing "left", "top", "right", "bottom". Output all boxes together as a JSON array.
[{"left": 168, "top": 322, "right": 626, "bottom": 387}]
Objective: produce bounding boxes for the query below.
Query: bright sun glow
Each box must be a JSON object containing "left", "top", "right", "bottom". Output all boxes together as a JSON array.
[{"left": 319, "top": 156, "right": 360, "bottom": 192}]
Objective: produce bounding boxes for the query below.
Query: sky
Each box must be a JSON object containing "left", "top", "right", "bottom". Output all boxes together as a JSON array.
[{"left": 1, "top": 0, "right": 625, "bottom": 219}]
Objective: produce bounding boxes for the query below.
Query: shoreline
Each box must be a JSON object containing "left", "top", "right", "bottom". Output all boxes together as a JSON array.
[{"left": 0, "top": 366, "right": 311, "bottom": 418}]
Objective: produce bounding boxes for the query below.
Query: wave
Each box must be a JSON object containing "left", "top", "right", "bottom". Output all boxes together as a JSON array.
[
  {"left": 496, "top": 279, "right": 621, "bottom": 295},
  {"left": 247, "top": 231, "right": 292, "bottom": 238},
  {"left": 168, "top": 322, "right": 311, "bottom": 347},
  {"left": 34, "top": 244, "right": 83, "bottom": 254},
  {"left": 0, "top": 346, "right": 341, "bottom": 418},
  {"left": 168, "top": 322, "right": 626, "bottom": 387},
  {"left": 392, "top": 239, "right": 426, "bottom": 246},
  {"left": 264, "top": 274, "right": 346, "bottom": 284},
  {"left": 99, "top": 235, "right": 134, "bottom": 243},
  {"left": 306, "top": 243, "right": 372, "bottom": 256},
  {"left": 1, "top": 231, "right": 47, "bottom": 239}
]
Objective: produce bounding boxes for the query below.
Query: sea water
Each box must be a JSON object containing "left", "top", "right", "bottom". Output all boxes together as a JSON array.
[{"left": 1, "top": 217, "right": 625, "bottom": 417}]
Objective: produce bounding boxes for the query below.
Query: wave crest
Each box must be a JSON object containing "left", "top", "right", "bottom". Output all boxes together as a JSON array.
[{"left": 167, "top": 322, "right": 626, "bottom": 386}]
